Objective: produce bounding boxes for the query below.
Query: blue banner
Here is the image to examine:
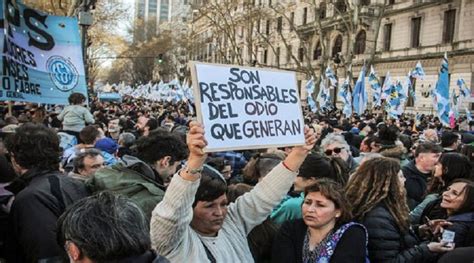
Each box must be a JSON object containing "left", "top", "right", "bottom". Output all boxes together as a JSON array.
[{"left": 0, "top": 0, "right": 87, "bottom": 105}]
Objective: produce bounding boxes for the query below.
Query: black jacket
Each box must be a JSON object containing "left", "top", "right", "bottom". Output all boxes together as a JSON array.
[
  {"left": 6, "top": 169, "right": 89, "bottom": 262},
  {"left": 402, "top": 161, "right": 431, "bottom": 210},
  {"left": 362, "top": 203, "right": 437, "bottom": 263},
  {"left": 446, "top": 212, "right": 474, "bottom": 248},
  {"left": 272, "top": 219, "right": 367, "bottom": 263}
]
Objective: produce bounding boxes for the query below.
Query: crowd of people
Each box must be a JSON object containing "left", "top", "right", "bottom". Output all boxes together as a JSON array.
[{"left": 0, "top": 92, "right": 474, "bottom": 263}]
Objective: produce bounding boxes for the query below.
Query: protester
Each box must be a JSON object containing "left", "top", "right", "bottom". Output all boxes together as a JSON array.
[
  {"left": 320, "top": 133, "right": 358, "bottom": 172},
  {"left": 437, "top": 179, "right": 474, "bottom": 248},
  {"left": 68, "top": 149, "right": 105, "bottom": 181},
  {"left": 402, "top": 142, "right": 443, "bottom": 209},
  {"left": 57, "top": 192, "right": 169, "bottom": 263},
  {"left": 272, "top": 179, "right": 367, "bottom": 263},
  {"left": 117, "top": 132, "right": 136, "bottom": 158},
  {"left": 346, "top": 157, "right": 453, "bottom": 262},
  {"left": 87, "top": 129, "right": 188, "bottom": 219},
  {"left": 411, "top": 153, "right": 472, "bottom": 224},
  {"left": 271, "top": 153, "right": 348, "bottom": 224},
  {"left": 57, "top": 93, "right": 95, "bottom": 139},
  {"left": 441, "top": 131, "right": 461, "bottom": 153},
  {"left": 150, "top": 122, "right": 316, "bottom": 262},
  {"left": 4, "top": 123, "right": 89, "bottom": 262}
]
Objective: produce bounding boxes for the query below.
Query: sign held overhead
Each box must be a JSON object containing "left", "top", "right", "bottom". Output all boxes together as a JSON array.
[{"left": 190, "top": 62, "right": 305, "bottom": 152}]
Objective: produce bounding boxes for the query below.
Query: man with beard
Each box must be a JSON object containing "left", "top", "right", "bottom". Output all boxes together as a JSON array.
[{"left": 107, "top": 118, "right": 122, "bottom": 141}]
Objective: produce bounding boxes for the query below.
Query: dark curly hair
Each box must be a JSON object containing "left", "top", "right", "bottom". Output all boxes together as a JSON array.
[
  {"left": 134, "top": 129, "right": 188, "bottom": 165},
  {"left": 6, "top": 123, "right": 61, "bottom": 171}
]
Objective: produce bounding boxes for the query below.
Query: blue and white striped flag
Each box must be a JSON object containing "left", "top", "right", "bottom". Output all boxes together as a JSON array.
[
  {"left": 368, "top": 66, "right": 382, "bottom": 106},
  {"left": 325, "top": 66, "right": 338, "bottom": 88},
  {"left": 305, "top": 78, "right": 317, "bottom": 113},
  {"left": 338, "top": 76, "right": 352, "bottom": 118},
  {"left": 411, "top": 61, "right": 425, "bottom": 80},
  {"left": 435, "top": 53, "right": 451, "bottom": 126},
  {"left": 352, "top": 66, "right": 367, "bottom": 115}
]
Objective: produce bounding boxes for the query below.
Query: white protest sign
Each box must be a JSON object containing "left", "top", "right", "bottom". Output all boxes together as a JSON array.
[{"left": 190, "top": 62, "right": 305, "bottom": 152}]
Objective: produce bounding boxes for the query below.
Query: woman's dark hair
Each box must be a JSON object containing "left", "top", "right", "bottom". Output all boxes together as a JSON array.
[
  {"left": 242, "top": 152, "right": 284, "bottom": 185},
  {"left": 206, "top": 157, "right": 228, "bottom": 172},
  {"left": 448, "top": 179, "right": 474, "bottom": 216},
  {"left": 377, "top": 123, "right": 399, "bottom": 146},
  {"left": 5, "top": 123, "right": 61, "bottom": 171},
  {"left": 346, "top": 157, "right": 410, "bottom": 231},
  {"left": 298, "top": 153, "right": 349, "bottom": 186},
  {"left": 68, "top": 93, "right": 86, "bottom": 105},
  {"left": 428, "top": 153, "right": 472, "bottom": 194},
  {"left": 57, "top": 192, "right": 151, "bottom": 261},
  {"left": 79, "top": 125, "right": 101, "bottom": 145},
  {"left": 227, "top": 183, "right": 253, "bottom": 203},
  {"left": 193, "top": 165, "right": 227, "bottom": 207},
  {"left": 304, "top": 178, "right": 352, "bottom": 228},
  {"left": 460, "top": 144, "right": 474, "bottom": 163}
]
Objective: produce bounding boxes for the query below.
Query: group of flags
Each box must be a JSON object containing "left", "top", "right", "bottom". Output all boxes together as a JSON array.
[
  {"left": 101, "top": 79, "right": 196, "bottom": 113},
  {"left": 304, "top": 54, "right": 471, "bottom": 127}
]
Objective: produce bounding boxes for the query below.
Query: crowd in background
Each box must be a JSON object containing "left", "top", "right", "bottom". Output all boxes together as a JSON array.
[{"left": 0, "top": 92, "right": 473, "bottom": 263}]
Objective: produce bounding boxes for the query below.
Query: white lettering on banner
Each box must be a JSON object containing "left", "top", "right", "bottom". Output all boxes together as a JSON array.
[{"left": 190, "top": 62, "right": 305, "bottom": 152}]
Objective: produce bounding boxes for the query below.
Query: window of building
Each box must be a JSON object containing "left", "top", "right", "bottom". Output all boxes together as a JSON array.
[
  {"left": 383, "top": 23, "right": 392, "bottom": 51},
  {"left": 361, "top": 0, "right": 370, "bottom": 5},
  {"left": 319, "top": 3, "right": 326, "bottom": 19},
  {"left": 277, "top": 17, "right": 283, "bottom": 33},
  {"left": 388, "top": 0, "right": 395, "bottom": 4},
  {"left": 257, "top": 19, "right": 261, "bottom": 33},
  {"left": 303, "top": 7, "right": 308, "bottom": 25},
  {"left": 411, "top": 17, "right": 421, "bottom": 48},
  {"left": 332, "top": 35, "right": 343, "bottom": 58},
  {"left": 290, "top": 12, "right": 295, "bottom": 26},
  {"left": 266, "top": 20, "right": 271, "bottom": 34},
  {"left": 313, "top": 42, "right": 322, "bottom": 60},
  {"left": 298, "top": 47, "right": 304, "bottom": 62},
  {"left": 355, "top": 30, "right": 366, "bottom": 54},
  {"left": 263, "top": 49, "right": 268, "bottom": 64},
  {"left": 335, "top": 0, "right": 347, "bottom": 13},
  {"left": 443, "top": 9, "right": 456, "bottom": 43}
]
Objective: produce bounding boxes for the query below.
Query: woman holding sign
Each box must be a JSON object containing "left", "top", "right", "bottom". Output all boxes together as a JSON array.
[{"left": 150, "top": 122, "right": 316, "bottom": 262}]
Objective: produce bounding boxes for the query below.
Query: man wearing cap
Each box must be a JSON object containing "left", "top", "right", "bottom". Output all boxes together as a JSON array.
[{"left": 87, "top": 129, "right": 188, "bottom": 219}]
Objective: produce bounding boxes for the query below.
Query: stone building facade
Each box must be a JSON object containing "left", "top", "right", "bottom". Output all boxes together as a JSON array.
[{"left": 190, "top": 0, "right": 474, "bottom": 113}]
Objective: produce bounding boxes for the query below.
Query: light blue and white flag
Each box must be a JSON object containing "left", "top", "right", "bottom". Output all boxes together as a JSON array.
[
  {"left": 305, "top": 78, "right": 317, "bottom": 113},
  {"left": 435, "top": 53, "right": 451, "bottom": 126},
  {"left": 338, "top": 76, "right": 352, "bottom": 118},
  {"left": 381, "top": 71, "right": 392, "bottom": 100},
  {"left": 317, "top": 79, "right": 332, "bottom": 111},
  {"left": 325, "top": 66, "right": 338, "bottom": 88},
  {"left": 411, "top": 61, "right": 425, "bottom": 80},
  {"left": 369, "top": 66, "right": 382, "bottom": 107},
  {"left": 352, "top": 66, "right": 367, "bottom": 115}
]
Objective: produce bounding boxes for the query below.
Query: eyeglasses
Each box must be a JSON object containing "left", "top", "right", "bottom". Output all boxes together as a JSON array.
[{"left": 325, "top": 147, "right": 344, "bottom": 156}]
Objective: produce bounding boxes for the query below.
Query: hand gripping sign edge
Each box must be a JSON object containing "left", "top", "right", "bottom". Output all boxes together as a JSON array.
[{"left": 46, "top": 56, "right": 80, "bottom": 92}]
